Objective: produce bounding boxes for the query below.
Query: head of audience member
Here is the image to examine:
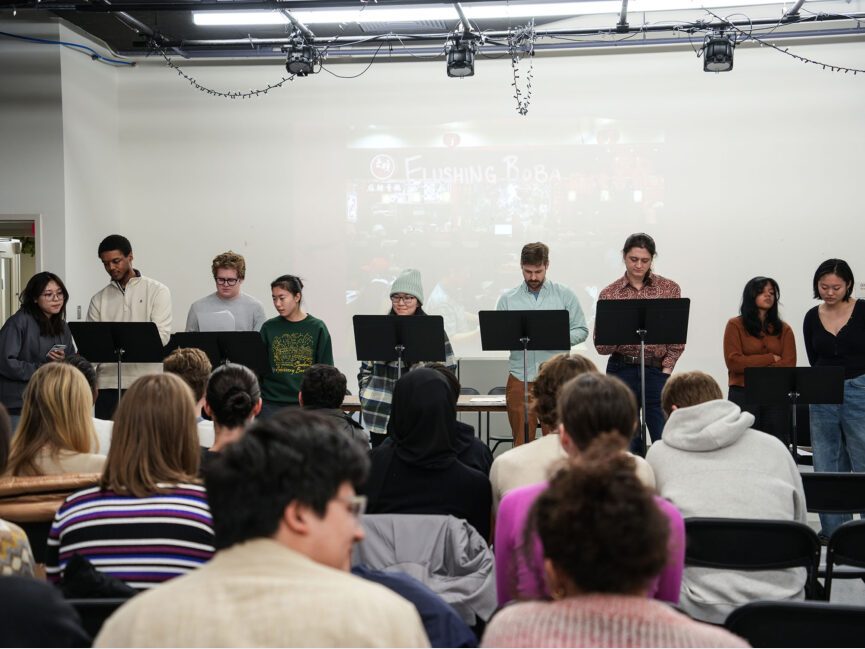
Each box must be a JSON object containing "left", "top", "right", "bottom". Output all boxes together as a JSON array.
[
  {"left": 212, "top": 251, "right": 246, "bottom": 300},
  {"left": 520, "top": 242, "right": 549, "bottom": 293},
  {"left": 63, "top": 354, "right": 98, "bottom": 405},
  {"left": 204, "top": 363, "right": 262, "bottom": 451},
  {"left": 103, "top": 373, "right": 200, "bottom": 497},
  {"left": 271, "top": 275, "right": 304, "bottom": 321},
  {"left": 621, "top": 232, "right": 657, "bottom": 285},
  {"left": 5, "top": 363, "right": 97, "bottom": 476},
  {"left": 812, "top": 258, "right": 854, "bottom": 304},
  {"left": 660, "top": 371, "right": 724, "bottom": 418},
  {"left": 529, "top": 447, "right": 669, "bottom": 599},
  {"left": 532, "top": 353, "right": 599, "bottom": 430},
  {"left": 164, "top": 347, "right": 212, "bottom": 417},
  {"left": 19, "top": 271, "right": 69, "bottom": 336},
  {"left": 386, "top": 368, "right": 456, "bottom": 469},
  {"left": 389, "top": 268, "right": 425, "bottom": 316},
  {"left": 299, "top": 364, "right": 347, "bottom": 410},
  {"left": 740, "top": 276, "right": 783, "bottom": 337},
  {"left": 97, "top": 234, "right": 135, "bottom": 287},
  {"left": 557, "top": 373, "right": 637, "bottom": 457},
  {"left": 203, "top": 410, "right": 369, "bottom": 570}
]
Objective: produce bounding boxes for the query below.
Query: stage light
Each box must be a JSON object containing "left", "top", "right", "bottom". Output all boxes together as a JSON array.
[
  {"left": 703, "top": 32, "right": 734, "bottom": 72},
  {"left": 446, "top": 36, "right": 478, "bottom": 78},
  {"left": 286, "top": 41, "right": 319, "bottom": 76}
]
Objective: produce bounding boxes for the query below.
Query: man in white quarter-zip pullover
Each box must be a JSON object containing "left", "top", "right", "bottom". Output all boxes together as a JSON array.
[{"left": 87, "top": 234, "right": 172, "bottom": 419}]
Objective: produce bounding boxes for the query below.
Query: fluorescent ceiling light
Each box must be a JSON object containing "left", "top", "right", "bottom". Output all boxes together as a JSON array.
[{"left": 194, "top": 0, "right": 803, "bottom": 27}]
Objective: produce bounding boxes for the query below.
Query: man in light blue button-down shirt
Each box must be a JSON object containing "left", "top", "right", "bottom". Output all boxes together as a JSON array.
[{"left": 496, "top": 242, "right": 588, "bottom": 446}]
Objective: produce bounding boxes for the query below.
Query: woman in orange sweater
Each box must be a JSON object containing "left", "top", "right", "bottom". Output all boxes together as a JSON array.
[{"left": 723, "top": 276, "right": 796, "bottom": 444}]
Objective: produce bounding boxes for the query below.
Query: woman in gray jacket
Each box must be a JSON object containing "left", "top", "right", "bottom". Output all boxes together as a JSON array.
[{"left": 0, "top": 272, "right": 74, "bottom": 420}]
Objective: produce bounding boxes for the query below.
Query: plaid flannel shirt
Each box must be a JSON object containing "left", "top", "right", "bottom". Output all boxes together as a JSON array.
[{"left": 358, "top": 333, "right": 456, "bottom": 435}]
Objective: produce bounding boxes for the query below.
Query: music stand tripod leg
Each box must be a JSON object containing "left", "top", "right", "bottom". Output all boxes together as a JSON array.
[
  {"left": 638, "top": 331, "right": 648, "bottom": 457},
  {"left": 522, "top": 339, "right": 530, "bottom": 446}
]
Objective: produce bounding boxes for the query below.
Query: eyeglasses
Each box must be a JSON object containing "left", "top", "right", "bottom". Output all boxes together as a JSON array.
[
  {"left": 336, "top": 494, "right": 367, "bottom": 518},
  {"left": 40, "top": 292, "right": 64, "bottom": 301},
  {"left": 215, "top": 278, "right": 239, "bottom": 286},
  {"left": 390, "top": 294, "right": 417, "bottom": 304}
]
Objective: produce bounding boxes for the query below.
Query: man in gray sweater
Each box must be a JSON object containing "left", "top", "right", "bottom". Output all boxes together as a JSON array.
[
  {"left": 186, "top": 251, "right": 266, "bottom": 332},
  {"left": 646, "top": 370, "right": 807, "bottom": 624}
]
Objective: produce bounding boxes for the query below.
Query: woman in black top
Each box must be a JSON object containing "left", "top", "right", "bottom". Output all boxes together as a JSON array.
[
  {"left": 364, "top": 368, "right": 492, "bottom": 540},
  {"left": 803, "top": 258, "right": 865, "bottom": 537}
]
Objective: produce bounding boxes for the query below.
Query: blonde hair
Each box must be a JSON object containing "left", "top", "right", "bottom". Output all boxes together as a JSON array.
[
  {"left": 661, "top": 371, "right": 724, "bottom": 416},
  {"left": 7, "top": 363, "right": 97, "bottom": 476},
  {"left": 102, "top": 373, "right": 200, "bottom": 497},
  {"left": 211, "top": 250, "right": 246, "bottom": 280}
]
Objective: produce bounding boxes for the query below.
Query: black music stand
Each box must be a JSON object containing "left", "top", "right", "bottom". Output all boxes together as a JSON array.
[
  {"left": 353, "top": 315, "right": 446, "bottom": 381},
  {"left": 69, "top": 321, "right": 165, "bottom": 395},
  {"left": 745, "top": 366, "right": 845, "bottom": 464},
  {"left": 595, "top": 298, "right": 690, "bottom": 455},
  {"left": 166, "top": 332, "right": 270, "bottom": 379},
  {"left": 478, "top": 310, "right": 570, "bottom": 446}
]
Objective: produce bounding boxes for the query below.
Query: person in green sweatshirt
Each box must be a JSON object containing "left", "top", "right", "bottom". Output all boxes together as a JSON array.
[{"left": 260, "top": 275, "right": 333, "bottom": 418}]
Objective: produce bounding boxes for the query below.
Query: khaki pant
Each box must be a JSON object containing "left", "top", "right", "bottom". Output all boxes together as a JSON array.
[{"left": 505, "top": 374, "right": 551, "bottom": 447}]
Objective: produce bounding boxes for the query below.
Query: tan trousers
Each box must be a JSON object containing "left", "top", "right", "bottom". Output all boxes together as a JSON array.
[{"left": 505, "top": 374, "right": 551, "bottom": 447}]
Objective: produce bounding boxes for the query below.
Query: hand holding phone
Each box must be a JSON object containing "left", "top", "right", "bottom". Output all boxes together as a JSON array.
[{"left": 47, "top": 344, "right": 67, "bottom": 361}]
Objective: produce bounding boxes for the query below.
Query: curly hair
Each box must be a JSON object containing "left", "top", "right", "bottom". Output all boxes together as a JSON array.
[
  {"left": 211, "top": 251, "right": 247, "bottom": 280},
  {"left": 163, "top": 347, "right": 212, "bottom": 402},
  {"left": 531, "top": 353, "right": 598, "bottom": 428},
  {"left": 529, "top": 440, "right": 669, "bottom": 595}
]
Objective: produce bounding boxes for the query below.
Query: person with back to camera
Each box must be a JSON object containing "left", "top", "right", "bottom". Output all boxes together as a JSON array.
[
  {"left": 594, "top": 233, "right": 684, "bottom": 455},
  {"left": 300, "top": 364, "right": 369, "bottom": 447},
  {"left": 186, "top": 250, "right": 267, "bottom": 332},
  {"left": 0, "top": 272, "right": 75, "bottom": 425},
  {"left": 201, "top": 362, "right": 262, "bottom": 468},
  {"left": 482, "top": 448, "right": 746, "bottom": 648},
  {"left": 803, "top": 258, "right": 865, "bottom": 538},
  {"left": 497, "top": 243, "right": 589, "bottom": 447},
  {"left": 358, "top": 268, "right": 457, "bottom": 448},
  {"left": 260, "top": 275, "right": 333, "bottom": 419},
  {"left": 723, "top": 276, "right": 796, "bottom": 444}
]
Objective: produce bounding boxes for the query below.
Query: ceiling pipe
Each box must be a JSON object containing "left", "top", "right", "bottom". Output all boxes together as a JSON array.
[
  {"left": 616, "top": 0, "right": 628, "bottom": 32},
  {"left": 782, "top": 0, "right": 807, "bottom": 20},
  {"left": 454, "top": 2, "right": 472, "bottom": 35},
  {"left": 280, "top": 8, "right": 315, "bottom": 38}
]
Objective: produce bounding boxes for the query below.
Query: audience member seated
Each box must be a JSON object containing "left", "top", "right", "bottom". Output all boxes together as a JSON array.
[
  {"left": 64, "top": 354, "right": 113, "bottom": 454},
  {"left": 94, "top": 410, "right": 429, "bottom": 647},
  {"left": 491, "top": 353, "right": 655, "bottom": 513},
  {"left": 495, "top": 373, "right": 681, "bottom": 606},
  {"left": 0, "top": 406, "right": 35, "bottom": 577},
  {"left": 365, "top": 368, "right": 492, "bottom": 540},
  {"left": 45, "top": 373, "right": 215, "bottom": 590},
  {"left": 164, "top": 347, "right": 215, "bottom": 447},
  {"left": 646, "top": 370, "right": 807, "bottom": 623},
  {"left": 0, "top": 576, "right": 90, "bottom": 647},
  {"left": 3, "top": 363, "right": 104, "bottom": 477},
  {"left": 200, "top": 362, "right": 262, "bottom": 468},
  {"left": 427, "top": 363, "right": 493, "bottom": 476},
  {"left": 352, "top": 564, "right": 478, "bottom": 648},
  {"left": 482, "top": 451, "right": 747, "bottom": 648},
  {"left": 300, "top": 363, "right": 369, "bottom": 446}
]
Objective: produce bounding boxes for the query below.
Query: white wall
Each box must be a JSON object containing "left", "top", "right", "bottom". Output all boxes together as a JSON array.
[{"left": 4, "top": 25, "right": 865, "bottom": 391}]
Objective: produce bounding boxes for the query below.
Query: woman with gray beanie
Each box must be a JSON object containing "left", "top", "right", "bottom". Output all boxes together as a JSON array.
[{"left": 358, "top": 269, "right": 457, "bottom": 447}]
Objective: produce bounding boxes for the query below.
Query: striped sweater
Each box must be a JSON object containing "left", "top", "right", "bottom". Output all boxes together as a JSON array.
[
  {"left": 45, "top": 483, "right": 215, "bottom": 590},
  {"left": 481, "top": 595, "right": 749, "bottom": 648}
]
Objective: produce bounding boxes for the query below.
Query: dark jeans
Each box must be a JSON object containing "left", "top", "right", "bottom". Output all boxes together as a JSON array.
[
  {"left": 606, "top": 360, "right": 669, "bottom": 456},
  {"left": 728, "top": 385, "right": 791, "bottom": 446}
]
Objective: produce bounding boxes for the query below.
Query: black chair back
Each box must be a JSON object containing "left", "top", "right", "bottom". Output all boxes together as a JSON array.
[
  {"left": 19, "top": 520, "right": 52, "bottom": 564},
  {"left": 825, "top": 519, "right": 865, "bottom": 599},
  {"left": 801, "top": 472, "right": 865, "bottom": 513},
  {"left": 725, "top": 600, "right": 865, "bottom": 647},
  {"left": 684, "top": 518, "right": 821, "bottom": 597},
  {"left": 66, "top": 598, "right": 129, "bottom": 639}
]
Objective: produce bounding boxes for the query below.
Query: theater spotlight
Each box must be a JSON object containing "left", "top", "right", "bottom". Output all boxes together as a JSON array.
[
  {"left": 703, "top": 31, "right": 735, "bottom": 72},
  {"left": 285, "top": 40, "right": 320, "bottom": 76},
  {"left": 446, "top": 36, "right": 478, "bottom": 78}
]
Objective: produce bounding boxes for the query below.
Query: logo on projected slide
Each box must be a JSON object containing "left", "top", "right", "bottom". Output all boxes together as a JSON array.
[{"left": 370, "top": 154, "right": 396, "bottom": 181}]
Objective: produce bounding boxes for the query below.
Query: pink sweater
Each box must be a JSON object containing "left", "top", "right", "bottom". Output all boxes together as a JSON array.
[
  {"left": 481, "top": 595, "right": 749, "bottom": 648},
  {"left": 494, "top": 482, "right": 684, "bottom": 605}
]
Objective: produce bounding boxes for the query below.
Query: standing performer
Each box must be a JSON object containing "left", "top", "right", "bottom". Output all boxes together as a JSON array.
[
  {"left": 595, "top": 233, "right": 684, "bottom": 454},
  {"left": 723, "top": 276, "right": 796, "bottom": 444},
  {"left": 496, "top": 243, "right": 588, "bottom": 447}
]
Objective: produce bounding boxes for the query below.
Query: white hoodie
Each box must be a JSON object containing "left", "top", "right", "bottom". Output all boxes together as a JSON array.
[{"left": 646, "top": 398, "right": 807, "bottom": 624}]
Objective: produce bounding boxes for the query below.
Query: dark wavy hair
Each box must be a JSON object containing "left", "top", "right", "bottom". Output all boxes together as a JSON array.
[
  {"left": 531, "top": 353, "right": 598, "bottom": 428},
  {"left": 740, "top": 276, "right": 783, "bottom": 338},
  {"left": 18, "top": 272, "right": 69, "bottom": 337}
]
